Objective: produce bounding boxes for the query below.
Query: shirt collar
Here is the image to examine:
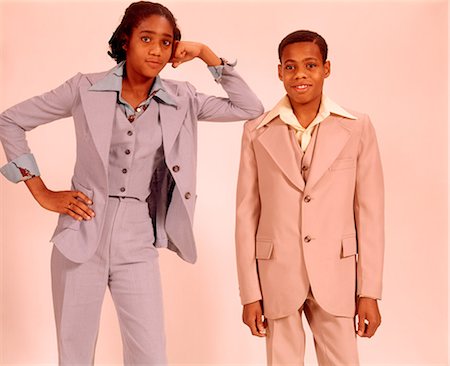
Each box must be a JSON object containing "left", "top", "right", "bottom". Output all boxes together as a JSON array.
[
  {"left": 89, "top": 61, "right": 177, "bottom": 107},
  {"left": 257, "top": 94, "right": 356, "bottom": 129}
]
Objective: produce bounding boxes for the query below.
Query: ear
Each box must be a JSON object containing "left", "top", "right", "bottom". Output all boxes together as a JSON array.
[
  {"left": 122, "top": 36, "right": 129, "bottom": 52},
  {"left": 324, "top": 60, "right": 331, "bottom": 78},
  {"left": 278, "top": 64, "right": 283, "bottom": 81}
]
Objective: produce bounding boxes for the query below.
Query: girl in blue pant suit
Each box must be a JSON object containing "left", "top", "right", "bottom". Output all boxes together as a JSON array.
[{"left": 0, "top": 1, "right": 263, "bottom": 364}]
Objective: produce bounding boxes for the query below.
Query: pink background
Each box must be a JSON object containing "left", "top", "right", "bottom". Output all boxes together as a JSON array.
[{"left": 0, "top": 0, "right": 448, "bottom": 364}]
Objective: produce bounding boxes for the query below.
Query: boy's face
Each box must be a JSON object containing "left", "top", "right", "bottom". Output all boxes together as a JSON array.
[{"left": 278, "top": 42, "right": 330, "bottom": 108}]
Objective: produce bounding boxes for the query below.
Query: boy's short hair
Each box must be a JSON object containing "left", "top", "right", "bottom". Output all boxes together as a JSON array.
[{"left": 278, "top": 30, "right": 328, "bottom": 63}]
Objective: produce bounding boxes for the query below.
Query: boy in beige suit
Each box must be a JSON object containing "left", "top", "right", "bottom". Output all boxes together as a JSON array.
[{"left": 235, "top": 30, "right": 384, "bottom": 365}]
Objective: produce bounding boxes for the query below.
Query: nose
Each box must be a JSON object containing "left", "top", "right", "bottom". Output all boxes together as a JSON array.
[
  {"left": 149, "top": 42, "right": 161, "bottom": 56},
  {"left": 294, "top": 66, "right": 307, "bottom": 79}
]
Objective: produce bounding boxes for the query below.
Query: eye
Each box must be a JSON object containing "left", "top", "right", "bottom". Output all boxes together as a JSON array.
[
  {"left": 141, "top": 36, "right": 151, "bottom": 43},
  {"left": 306, "top": 63, "right": 317, "bottom": 69},
  {"left": 162, "top": 39, "right": 172, "bottom": 47},
  {"left": 285, "top": 65, "right": 295, "bottom": 71}
]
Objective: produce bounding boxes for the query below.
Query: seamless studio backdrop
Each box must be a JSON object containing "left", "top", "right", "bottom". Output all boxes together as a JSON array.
[{"left": 0, "top": 1, "right": 448, "bottom": 365}]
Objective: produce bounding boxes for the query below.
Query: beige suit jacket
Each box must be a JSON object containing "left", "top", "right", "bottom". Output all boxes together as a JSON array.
[{"left": 235, "top": 111, "right": 384, "bottom": 319}]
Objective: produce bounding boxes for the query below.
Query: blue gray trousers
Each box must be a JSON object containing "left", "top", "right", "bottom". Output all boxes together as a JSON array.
[{"left": 51, "top": 196, "right": 167, "bottom": 365}]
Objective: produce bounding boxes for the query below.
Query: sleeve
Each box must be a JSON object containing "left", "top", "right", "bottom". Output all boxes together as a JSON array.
[
  {"left": 186, "top": 62, "right": 264, "bottom": 122},
  {"left": 235, "top": 122, "right": 263, "bottom": 305},
  {"left": 354, "top": 115, "right": 385, "bottom": 299},
  {"left": 0, "top": 73, "right": 82, "bottom": 183}
]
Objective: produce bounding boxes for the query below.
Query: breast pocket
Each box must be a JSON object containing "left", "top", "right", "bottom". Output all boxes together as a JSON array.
[{"left": 330, "top": 158, "right": 356, "bottom": 171}]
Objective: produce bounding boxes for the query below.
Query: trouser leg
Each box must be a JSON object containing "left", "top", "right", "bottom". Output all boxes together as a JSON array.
[
  {"left": 304, "top": 291, "right": 359, "bottom": 366},
  {"left": 51, "top": 246, "right": 108, "bottom": 365},
  {"left": 266, "top": 306, "right": 306, "bottom": 365},
  {"left": 109, "top": 198, "right": 167, "bottom": 365},
  {"left": 51, "top": 197, "right": 119, "bottom": 365}
]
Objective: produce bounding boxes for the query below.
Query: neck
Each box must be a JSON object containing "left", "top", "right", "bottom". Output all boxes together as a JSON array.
[
  {"left": 122, "top": 64, "right": 155, "bottom": 99},
  {"left": 290, "top": 94, "right": 322, "bottom": 128}
]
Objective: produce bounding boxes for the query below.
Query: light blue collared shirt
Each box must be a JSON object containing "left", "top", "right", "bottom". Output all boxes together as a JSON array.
[{"left": 89, "top": 61, "right": 177, "bottom": 120}]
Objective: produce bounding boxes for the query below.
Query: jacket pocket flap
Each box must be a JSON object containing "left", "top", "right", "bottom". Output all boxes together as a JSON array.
[
  {"left": 256, "top": 240, "right": 274, "bottom": 260},
  {"left": 341, "top": 236, "right": 357, "bottom": 258}
]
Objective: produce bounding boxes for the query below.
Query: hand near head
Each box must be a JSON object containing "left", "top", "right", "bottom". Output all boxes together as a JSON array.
[
  {"left": 25, "top": 176, "right": 95, "bottom": 221},
  {"left": 242, "top": 300, "right": 267, "bottom": 337},
  {"left": 170, "top": 41, "right": 222, "bottom": 68},
  {"left": 356, "top": 297, "right": 381, "bottom": 338}
]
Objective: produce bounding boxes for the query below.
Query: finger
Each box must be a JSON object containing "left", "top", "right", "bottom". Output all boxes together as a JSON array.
[
  {"left": 71, "top": 201, "right": 95, "bottom": 220},
  {"left": 250, "top": 320, "right": 265, "bottom": 337},
  {"left": 357, "top": 313, "right": 365, "bottom": 337},
  {"left": 72, "top": 199, "right": 95, "bottom": 218},
  {"left": 244, "top": 315, "right": 265, "bottom": 337},
  {"left": 64, "top": 207, "right": 83, "bottom": 221},
  {"left": 171, "top": 61, "right": 182, "bottom": 68},
  {"left": 171, "top": 46, "right": 186, "bottom": 61},
  {"left": 364, "top": 318, "right": 380, "bottom": 338},
  {"left": 74, "top": 191, "right": 93, "bottom": 205},
  {"left": 170, "top": 40, "right": 180, "bottom": 60},
  {"left": 256, "top": 316, "right": 267, "bottom": 336}
]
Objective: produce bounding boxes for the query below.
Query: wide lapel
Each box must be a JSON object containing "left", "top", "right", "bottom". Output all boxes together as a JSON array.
[
  {"left": 257, "top": 118, "right": 305, "bottom": 192},
  {"left": 80, "top": 88, "right": 116, "bottom": 174},
  {"left": 158, "top": 94, "right": 189, "bottom": 159},
  {"left": 306, "top": 116, "right": 352, "bottom": 189}
]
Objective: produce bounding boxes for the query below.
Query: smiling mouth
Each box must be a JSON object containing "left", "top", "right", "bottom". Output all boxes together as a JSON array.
[{"left": 292, "top": 84, "right": 311, "bottom": 91}]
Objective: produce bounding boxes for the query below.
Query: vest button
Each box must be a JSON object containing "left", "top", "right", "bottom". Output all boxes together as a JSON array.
[
  {"left": 120, "top": 187, "right": 126, "bottom": 193},
  {"left": 125, "top": 149, "right": 131, "bottom": 155},
  {"left": 304, "top": 236, "right": 312, "bottom": 243},
  {"left": 304, "top": 195, "right": 311, "bottom": 203},
  {"left": 302, "top": 165, "right": 309, "bottom": 171},
  {"left": 128, "top": 115, "right": 135, "bottom": 123},
  {"left": 172, "top": 165, "right": 180, "bottom": 172},
  {"left": 127, "top": 130, "right": 133, "bottom": 136},
  {"left": 184, "top": 192, "right": 191, "bottom": 199}
]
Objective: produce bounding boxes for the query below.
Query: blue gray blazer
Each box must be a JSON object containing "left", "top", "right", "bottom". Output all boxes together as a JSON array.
[{"left": 0, "top": 63, "right": 264, "bottom": 263}]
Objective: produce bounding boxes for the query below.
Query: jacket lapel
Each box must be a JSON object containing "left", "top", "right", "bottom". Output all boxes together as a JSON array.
[
  {"left": 80, "top": 88, "right": 116, "bottom": 173},
  {"left": 158, "top": 93, "right": 189, "bottom": 159},
  {"left": 306, "top": 116, "right": 352, "bottom": 189},
  {"left": 257, "top": 118, "right": 305, "bottom": 192}
]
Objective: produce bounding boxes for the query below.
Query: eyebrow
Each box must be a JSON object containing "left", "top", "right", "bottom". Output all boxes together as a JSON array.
[
  {"left": 284, "top": 57, "right": 320, "bottom": 63},
  {"left": 139, "top": 30, "right": 173, "bottom": 38}
]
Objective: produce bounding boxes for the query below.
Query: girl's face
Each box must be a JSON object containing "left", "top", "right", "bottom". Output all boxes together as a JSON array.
[{"left": 124, "top": 15, "right": 174, "bottom": 80}]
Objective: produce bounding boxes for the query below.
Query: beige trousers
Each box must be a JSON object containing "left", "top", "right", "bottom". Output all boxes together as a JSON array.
[{"left": 266, "top": 290, "right": 359, "bottom": 366}]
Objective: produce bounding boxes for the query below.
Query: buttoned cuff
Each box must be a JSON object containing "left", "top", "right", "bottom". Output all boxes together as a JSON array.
[
  {"left": 207, "top": 58, "right": 237, "bottom": 83},
  {"left": 0, "top": 153, "right": 40, "bottom": 183}
]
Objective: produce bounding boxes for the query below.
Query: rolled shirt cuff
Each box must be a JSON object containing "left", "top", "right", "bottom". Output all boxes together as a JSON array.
[
  {"left": 0, "top": 153, "right": 40, "bottom": 183},
  {"left": 207, "top": 58, "right": 237, "bottom": 83}
]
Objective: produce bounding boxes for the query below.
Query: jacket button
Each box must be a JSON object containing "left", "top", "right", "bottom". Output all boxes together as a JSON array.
[
  {"left": 127, "top": 130, "right": 133, "bottom": 136},
  {"left": 302, "top": 165, "right": 309, "bottom": 171},
  {"left": 122, "top": 168, "right": 128, "bottom": 174},
  {"left": 172, "top": 165, "right": 180, "bottom": 172},
  {"left": 125, "top": 149, "right": 131, "bottom": 155},
  {"left": 304, "top": 195, "right": 311, "bottom": 203},
  {"left": 304, "top": 236, "right": 311, "bottom": 243},
  {"left": 128, "top": 115, "right": 135, "bottom": 123},
  {"left": 120, "top": 187, "right": 126, "bottom": 193},
  {"left": 184, "top": 192, "right": 191, "bottom": 199}
]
